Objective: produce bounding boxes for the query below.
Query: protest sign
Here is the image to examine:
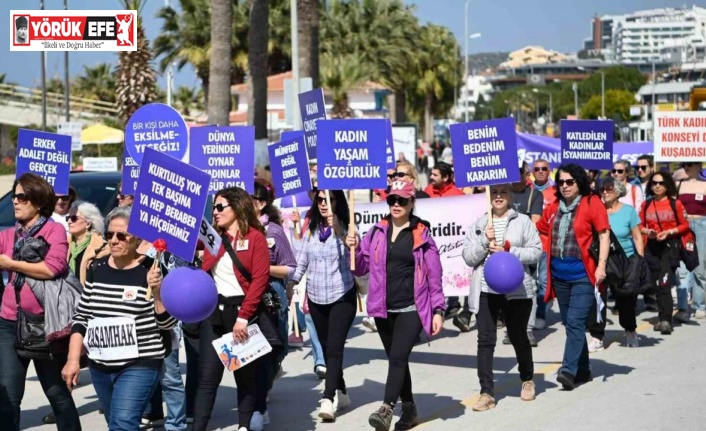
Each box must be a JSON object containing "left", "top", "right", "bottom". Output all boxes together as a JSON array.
[
  {"left": 121, "top": 147, "right": 140, "bottom": 195},
  {"left": 16, "top": 129, "right": 71, "bottom": 194},
  {"left": 391, "top": 125, "right": 417, "bottom": 166},
  {"left": 298, "top": 88, "right": 327, "bottom": 160},
  {"left": 560, "top": 120, "right": 614, "bottom": 169},
  {"left": 189, "top": 126, "right": 255, "bottom": 194},
  {"left": 268, "top": 134, "right": 311, "bottom": 198},
  {"left": 198, "top": 219, "right": 222, "bottom": 257},
  {"left": 316, "top": 119, "right": 388, "bottom": 190},
  {"left": 450, "top": 117, "right": 521, "bottom": 188},
  {"left": 653, "top": 111, "right": 706, "bottom": 162},
  {"left": 212, "top": 324, "right": 272, "bottom": 371},
  {"left": 128, "top": 148, "right": 211, "bottom": 262},
  {"left": 124, "top": 103, "right": 188, "bottom": 165},
  {"left": 385, "top": 120, "right": 396, "bottom": 170},
  {"left": 281, "top": 130, "right": 304, "bottom": 143}
]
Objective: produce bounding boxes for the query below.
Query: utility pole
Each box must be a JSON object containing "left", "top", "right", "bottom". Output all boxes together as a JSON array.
[
  {"left": 600, "top": 70, "right": 605, "bottom": 119},
  {"left": 40, "top": 0, "right": 47, "bottom": 131},
  {"left": 64, "top": 0, "right": 70, "bottom": 121},
  {"left": 165, "top": 0, "right": 173, "bottom": 107},
  {"left": 291, "top": 0, "right": 301, "bottom": 130},
  {"left": 573, "top": 82, "right": 578, "bottom": 117},
  {"left": 463, "top": 0, "right": 469, "bottom": 122}
]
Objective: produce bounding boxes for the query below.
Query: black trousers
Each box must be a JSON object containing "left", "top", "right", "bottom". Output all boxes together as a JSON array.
[
  {"left": 308, "top": 288, "right": 357, "bottom": 401},
  {"left": 182, "top": 323, "right": 200, "bottom": 419},
  {"left": 648, "top": 243, "right": 678, "bottom": 324},
  {"left": 476, "top": 293, "right": 533, "bottom": 396},
  {"left": 255, "top": 346, "right": 283, "bottom": 414},
  {"left": 192, "top": 319, "right": 263, "bottom": 431},
  {"left": 374, "top": 311, "right": 423, "bottom": 406},
  {"left": 588, "top": 289, "right": 637, "bottom": 339}
]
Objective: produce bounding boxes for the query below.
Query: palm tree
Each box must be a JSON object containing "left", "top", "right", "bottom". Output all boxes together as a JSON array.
[
  {"left": 248, "top": 0, "right": 269, "bottom": 140},
  {"left": 207, "top": 0, "right": 233, "bottom": 125},
  {"left": 298, "top": 0, "right": 320, "bottom": 87},
  {"left": 320, "top": 51, "right": 372, "bottom": 118},
  {"left": 115, "top": 0, "right": 158, "bottom": 126},
  {"left": 73, "top": 63, "right": 116, "bottom": 103},
  {"left": 174, "top": 86, "right": 202, "bottom": 116}
]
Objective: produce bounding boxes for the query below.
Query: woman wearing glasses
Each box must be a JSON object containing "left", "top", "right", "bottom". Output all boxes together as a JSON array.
[
  {"left": 639, "top": 173, "right": 690, "bottom": 334},
  {"left": 675, "top": 162, "right": 706, "bottom": 321},
  {"left": 0, "top": 174, "right": 81, "bottom": 431},
  {"left": 373, "top": 163, "right": 430, "bottom": 202},
  {"left": 66, "top": 201, "right": 108, "bottom": 285},
  {"left": 116, "top": 182, "right": 134, "bottom": 207},
  {"left": 612, "top": 160, "right": 644, "bottom": 211},
  {"left": 347, "top": 181, "right": 444, "bottom": 430},
  {"left": 52, "top": 186, "right": 78, "bottom": 232},
  {"left": 193, "top": 187, "right": 273, "bottom": 431},
  {"left": 288, "top": 189, "right": 356, "bottom": 422},
  {"left": 536, "top": 164, "right": 610, "bottom": 391},
  {"left": 62, "top": 205, "right": 175, "bottom": 430}
]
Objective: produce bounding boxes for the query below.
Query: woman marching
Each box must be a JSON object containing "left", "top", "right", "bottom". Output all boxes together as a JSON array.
[
  {"left": 347, "top": 181, "right": 445, "bottom": 431},
  {"left": 462, "top": 183, "right": 542, "bottom": 410},
  {"left": 66, "top": 201, "right": 109, "bottom": 285}
]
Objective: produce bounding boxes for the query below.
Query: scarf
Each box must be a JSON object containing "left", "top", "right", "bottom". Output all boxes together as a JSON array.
[
  {"left": 69, "top": 236, "right": 91, "bottom": 274},
  {"left": 259, "top": 214, "right": 269, "bottom": 227},
  {"left": 12, "top": 216, "right": 49, "bottom": 290},
  {"left": 533, "top": 181, "right": 552, "bottom": 192},
  {"left": 318, "top": 225, "right": 332, "bottom": 242},
  {"left": 556, "top": 196, "right": 582, "bottom": 259}
]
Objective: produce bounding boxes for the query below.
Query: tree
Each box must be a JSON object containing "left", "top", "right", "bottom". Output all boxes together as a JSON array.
[
  {"left": 580, "top": 89, "right": 635, "bottom": 121},
  {"left": 73, "top": 63, "right": 116, "bottom": 103},
  {"left": 320, "top": 51, "right": 372, "bottom": 118},
  {"left": 174, "top": 86, "right": 203, "bottom": 117},
  {"left": 578, "top": 66, "right": 646, "bottom": 100},
  {"left": 115, "top": 0, "right": 158, "bottom": 126},
  {"left": 298, "top": 0, "right": 320, "bottom": 87},
  {"left": 207, "top": 0, "right": 233, "bottom": 126},
  {"left": 248, "top": 0, "right": 269, "bottom": 140}
]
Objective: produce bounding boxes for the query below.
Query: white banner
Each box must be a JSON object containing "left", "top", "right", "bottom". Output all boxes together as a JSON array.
[
  {"left": 392, "top": 125, "right": 417, "bottom": 167},
  {"left": 654, "top": 111, "right": 706, "bottom": 162},
  {"left": 83, "top": 157, "right": 117, "bottom": 172}
]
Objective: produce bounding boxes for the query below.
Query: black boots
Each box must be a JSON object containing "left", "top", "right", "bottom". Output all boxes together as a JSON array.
[{"left": 395, "top": 402, "right": 419, "bottom": 430}]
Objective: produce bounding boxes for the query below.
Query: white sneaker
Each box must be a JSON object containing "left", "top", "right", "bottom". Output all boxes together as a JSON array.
[
  {"left": 588, "top": 337, "right": 604, "bottom": 353},
  {"left": 334, "top": 390, "right": 351, "bottom": 410},
  {"left": 626, "top": 331, "right": 639, "bottom": 348},
  {"left": 238, "top": 428, "right": 248, "bottom": 431},
  {"left": 534, "top": 318, "right": 546, "bottom": 330},
  {"left": 250, "top": 412, "right": 264, "bottom": 431},
  {"left": 695, "top": 309, "right": 706, "bottom": 319},
  {"left": 318, "top": 398, "right": 335, "bottom": 421},
  {"left": 362, "top": 317, "right": 378, "bottom": 332}
]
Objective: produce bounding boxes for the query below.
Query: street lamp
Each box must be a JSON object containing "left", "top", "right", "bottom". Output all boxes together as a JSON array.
[
  {"left": 578, "top": 66, "right": 605, "bottom": 119},
  {"left": 532, "top": 88, "right": 553, "bottom": 123},
  {"left": 463, "top": 28, "right": 482, "bottom": 122}
]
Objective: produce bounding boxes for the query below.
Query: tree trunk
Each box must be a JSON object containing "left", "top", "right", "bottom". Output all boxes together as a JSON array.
[
  {"left": 247, "top": 0, "right": 269, "bottom": 140},
  {"left": 393, "top": 91, "right": 407, "bottom": 124},
  {"left": 298, "top": 0, "right": 320, "bottom": 88},
  {"left": 424, "top": 93, "right": 433, "bottom": 142},
  {"left": 0, "top": 125, "right": 13, "bottom": 160},
  {"left": 207, "top": 0, "right": 232, "bottom": 126}
]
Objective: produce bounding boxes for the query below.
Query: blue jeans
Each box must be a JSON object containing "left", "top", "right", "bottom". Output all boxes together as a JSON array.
[
  {"left": 91, "top": 364, "right": 162, "bottom": 431},
  {"left": 535, "top": 252, "right": 548, "bottom": 320},
  {"left": 0, "top": 318, "right": 80, "bottom": 431},
  {"left": 294, "top": 303, "right": 306, "bottom": 333},
  {"left": 145, "top": 349, "right": 187, "bottom": 430},
  {"left": 676, "top": 217, "right": 706, "bottom": 311},
  {"left": 553, "top": 276, "right": 593, "bottom": 377},
  {"left": 305, "top": 313, "right": 325, "bottom": 368}
]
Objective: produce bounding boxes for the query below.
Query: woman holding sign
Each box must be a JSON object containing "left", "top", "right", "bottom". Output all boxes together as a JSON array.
[
  {"left": 61, "top": 206, "right": 177, "bottom": 430},
  {"left": 288, "top": 189, "right": 357, "bottom": 422},
  {"left": 347, "top": 181, "right": 445, "bottom": 431}
]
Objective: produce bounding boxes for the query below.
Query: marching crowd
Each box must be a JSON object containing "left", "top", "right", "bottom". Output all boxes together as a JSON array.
[{"left": 0, "top": 153, "right": 704, "bottom": 431}]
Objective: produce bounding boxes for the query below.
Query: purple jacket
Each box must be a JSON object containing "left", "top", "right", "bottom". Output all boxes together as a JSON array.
[{"left": 353, "top": 217, "right": 446, "bottom": 336}]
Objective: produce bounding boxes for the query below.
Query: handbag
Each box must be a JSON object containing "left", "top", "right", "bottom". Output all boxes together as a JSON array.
[
  {"left": 646, "top": 198, "right": 699, "bottom": 271},
  {"left": 14, "top": 286, "right": 53, "bottom": 359},
  {"left": 589, "top": 229, "right": 629, "bottom": 286},
  {"left": 615, "top": 254, "right": 652, "bottom": 297}
]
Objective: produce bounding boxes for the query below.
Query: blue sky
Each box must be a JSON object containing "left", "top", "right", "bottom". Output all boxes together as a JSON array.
[{"left": 0, "top": 0, "right": 695, "bottom": 91}]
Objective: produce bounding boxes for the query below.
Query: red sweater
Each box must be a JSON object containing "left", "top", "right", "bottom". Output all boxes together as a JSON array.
[
  {"left": 424, "top": 182, "right": 464, "bottom": 198},
  {"left": 536, "top": 194, "right": 610, "bottom": 299},
  {"left": 639, "top": 197, "right": 690, "bottom": 244},
  {"left": 201, "top": 227, "right": 270, "bottom": 321}
]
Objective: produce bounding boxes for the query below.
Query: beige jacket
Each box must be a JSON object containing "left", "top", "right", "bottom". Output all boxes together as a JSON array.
[{"left": 67, "top": 232, "right": 109, "bottom": 286}]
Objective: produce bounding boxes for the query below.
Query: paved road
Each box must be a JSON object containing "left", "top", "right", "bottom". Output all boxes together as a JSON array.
[{"left": 22, "top": 299, "right": 705, "bottom": 431}]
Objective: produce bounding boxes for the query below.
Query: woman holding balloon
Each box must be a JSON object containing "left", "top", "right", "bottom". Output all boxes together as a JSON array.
[
  {"left": 462, "top": 183, "right": 542, "bottom": 411},
  {"left": 536, "top": 164, "right": 610, "bottom": 391}
]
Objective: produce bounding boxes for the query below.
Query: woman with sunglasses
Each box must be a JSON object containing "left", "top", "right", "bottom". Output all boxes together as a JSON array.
[
  {"left": 250, "top": 180, "right": 297, "bottom": 430},
  {"left": 612, "top": 160, "right": 644, "bottom": 211},
  {"left": 62, "top": 205, "right": 175, "bottom": 430},
  {"left": 536, "top": 164, "right": 610, "bottom": 391},
  {"left": 675, "top": 162, "right": 706, "bottom": 321},
  {"left": 0, "top": 174, "right": 81, "bottom": 431},
  {"left": 288, "top": 189, "right": 356, "bottom": 421},
  {"left": 193, "top": 187, "right": 274, "bottom": 431},
  {"left": 116, "top": 182, "right": 134, "bottom": 207},
  {"left": 66, "top": 201, "right": 108, "bottom": 285},
  {"left": 587, "top": 179, "right": 643, "bottom": 350},
  {"left": 347, "top": 181, "right": 444, "bottom": 430},
  {"left": 374, "top": 163, "right": 430, "bottom": 203},
  {"left": 639, "top": 173, "right": 690, "bottom": 334},
  {"left": 51, "top": 186, "right": 78, "bottom": 232}
]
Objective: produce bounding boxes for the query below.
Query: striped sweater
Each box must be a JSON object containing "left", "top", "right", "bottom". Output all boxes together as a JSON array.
[{"left": 70, "top": 256, "right": 177, "bottom": 370}]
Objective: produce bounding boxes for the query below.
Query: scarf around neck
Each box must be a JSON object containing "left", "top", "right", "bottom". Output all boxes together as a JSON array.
[
  {"left": 533, "top": 181, "right": 552, "bottom": 192},
  {"left": 69, "top": 236, "right": 91, "bottom": 274},
  {"left": 318, "top": 225, "right": 332, "bottom": 242},
  {"left": 557, "top": 196, "right": 582, "bottom": 258},
  {"left": 12, "top": 216, "right": 49, "bottom": 290}
]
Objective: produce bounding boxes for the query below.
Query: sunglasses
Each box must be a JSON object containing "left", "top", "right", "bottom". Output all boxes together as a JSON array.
[
  {"left": 56, "top": 195, "right": 70, "bottom": 203},
  {"left": 387, "top": 172, "right": 410, "bottom": 180},
  {"left": 651, "top": 181, "right": 665, "bottom": 186},
  {"left": 212, "top": 203, "right": 231, "bottom": 213},
  {"left": 611, "top": 169, "right": 625, "bottom": 174},
  {"left": 315, "top": 197, "right": 336, "bottom": 205},
  {"left": 11, "top": 193, "right": 28, "bottom": 203},
  {"left": 386, "top": 195, "right": 412, "bottom": 207},
  {"left": 250, "top": 195, "right": 266, "bottom": 202},
  {"left": 117, "top": 194, "right": 133, "bottom": 200},
  {"left": 65, "top": 215, "right": 84, "bottom": 223},
  {"left": 637, "top": 165, "right": 650, "bottom": 171},
  {"left": 105, "top": 231, "right": 130, "bottom": 241},
  {"left": 599, "top": 186, "right": 615, "bottom": 193},
  {"left": 534, "top": 167, "right": 549, "bottom": 172},
  {"left": 557, "top": 179, "right": 576, "bottom": 187}
]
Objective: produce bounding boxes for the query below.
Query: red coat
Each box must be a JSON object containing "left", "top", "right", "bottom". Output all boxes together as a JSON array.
[
  {"left": 201, "top": 227, "right": 270, "bottom": 321},
  {"left": 536, "top": 194, "right": 610, "bottom": 300},
  {"left": 423, "top": 182, "right": 464, "bottom": 198}
]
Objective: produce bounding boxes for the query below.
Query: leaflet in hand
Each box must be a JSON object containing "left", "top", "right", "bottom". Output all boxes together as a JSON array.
[{"left": 211, "top": 324, "right": 272, "bottom": 371}]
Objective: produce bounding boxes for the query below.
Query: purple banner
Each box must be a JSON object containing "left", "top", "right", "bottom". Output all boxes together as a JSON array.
[
  {"left": 16, "top": 129, "right": 71, "bottom": 194},
  {"left": 449, "top": 117, "right": 521, "bottom": 187},
  {"left": 281, "top": 130, "right": 304, "bottom": 143},
  {"left": 613, "top": 142, "right": 653, "bottom": 164},
  {"left": 268, "top": 134, "right": 312, "bottom": 198},
  {"left": 560, "top": 120, "right": 614, "bottom": 169},
  {"left": 189, "top": 126, "right": 255, "bottom": 194},
  {"left": 124, "top": 103, "right": 188, "bottom": 165},
  {"left": 298, "top": 88, "right": 327, "bottom": 160},
  {"left": 121, "top": 147, "right": 140, "bottom": 195}
]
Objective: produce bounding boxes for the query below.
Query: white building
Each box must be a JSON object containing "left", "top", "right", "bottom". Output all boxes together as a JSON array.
[{"left": 455, "top": 74, "right": 495, "bottom": 120}]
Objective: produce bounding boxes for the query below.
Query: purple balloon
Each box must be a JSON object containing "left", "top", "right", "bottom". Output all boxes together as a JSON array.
[
  {"left": 484, "top": 251, "right": 525, "bottom": 294},
  {"left": 161, "top": 267, "right": 218, "bottom": 323}
]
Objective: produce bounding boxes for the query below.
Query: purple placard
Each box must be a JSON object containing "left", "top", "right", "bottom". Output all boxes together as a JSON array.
[
  {"left": 298, "top": 88, "right": 327, "bottom": 160},
  {"left": 560, "top": 120, "right": 614, "bottom": 169},
  {"left": 317, "top": 119, "right": 388, "bottom": 190},
  {"left": 124, "top": 103, "right": 188, "bottom": 165},
  {"left": 450, "top": 117, "right": 521, "bottom": 187},
  {"left": 281, "top": 130, "right": 304, "bottom": 143},
  {"left": 128, "top": 148, "right": 211, "bottom": 261},
  {"left": 189, "top": 126, "right": 255, "bottom": 194},
  {"left": 121, "top": 147, "right": 140, "bottom": 195},
  {"left": 16, "top": 129, "right": 71, "bottom": 194},
  {"left": 385, "top": 120, "right": 396, "bottom": 170},
  {"left": 268, "top": 135, "right": 312, "bottom": 198}
]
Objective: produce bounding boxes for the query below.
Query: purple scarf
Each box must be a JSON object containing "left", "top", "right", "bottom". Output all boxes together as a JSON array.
[{"left": 318, "top": 225, "right": 332, "bottom": 242}]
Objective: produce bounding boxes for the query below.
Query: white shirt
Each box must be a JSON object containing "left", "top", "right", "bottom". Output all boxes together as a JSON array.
[
  {"left": 51, "top": 212, "right": 69, "bottom": 232},
  {"left": 619, "top": 182, "right": 644, "bottom": 213},
  {"left": 212, "top": 251, "right": 244, "bottom": 297}
]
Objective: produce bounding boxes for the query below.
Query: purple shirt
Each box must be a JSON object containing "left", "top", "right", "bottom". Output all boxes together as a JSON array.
[
  {"left": 0, "top": 220, "right": 69, "bottom": 320},
  {"left": 265, "top": 222, "right": 297, "bottom": 270}
]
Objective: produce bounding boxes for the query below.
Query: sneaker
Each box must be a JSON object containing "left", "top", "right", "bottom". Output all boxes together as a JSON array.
[
  {"left": 674, "top": 310, "right": 690, "bottom": 324},
  {"left": 318, "top": 398, "right": 335, "bottom": 421},
  {"left": 653, "top": 321, "right": 661, "bottom": 332},
  {"left": 395, "top": 402, "right": 419, "bottom": 430},
  {"left": 140, "top": 414, "right": 165, "bottom": 429},
  {"left": 626, "top": 331, "right": 639, "bottom": 348},
  {"left": 527, "top": 332, "right": 538, "bottom": 347},
  {"left": 262, "top": 411, "right": 270, "bottom": 426},
  {"left": 533, "top": 318, "right": 546, "bottom": 330},
  {"left": 588, "top": 337, "right": 604, "bottom": 353},
  {"left": 660, "top": 321, "right": 673, "bottom": 335},
  {"left": 502, "top": 332, "right": 511, "bottom": 345},
  {"left": 237, "top": 428, "right": 248, "bottom": 431},
  {"left": 362, "top": 317, "right": 378, "bottom": 332},
  {"left": 471, "top": 393, "right": 496, "bottom": 412},
  {"left": 520, "top": 381, "right": 536, "bottom": 401},
  {"left": 695, "top": 309, "right": 706, "bottom": 319},
  {"left": 315, "top": 364, "right": 327, "bottom": 379},
  {"left": 368, "top": 404, "right": 393, "bottom": 431},
  {"left": 42, "top": 413, "right": 56, "bottom": 425},
  {"left": 334, "top": 389, "right": 351, "bottom": 410},
  {"left": 453, "top": 310, "right": 472, "bottom": 332},
  {"left": 557, "top": 371, "right": 575, "bottom": 391},
  {"left": 288, "top": 334, "right": 304, "bottom": 348},
  {"left": 250, "top": 411, "right": 264, "bottom": 431}
]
